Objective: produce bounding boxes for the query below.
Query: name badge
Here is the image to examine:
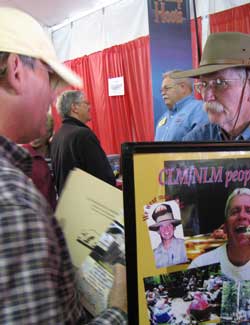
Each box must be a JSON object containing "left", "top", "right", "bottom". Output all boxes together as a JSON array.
[{"left": 158, "top": 117, "right": 167, "bottom": 127}]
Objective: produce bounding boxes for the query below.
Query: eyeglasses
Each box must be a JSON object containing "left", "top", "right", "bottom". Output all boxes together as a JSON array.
[
  {"left": 161, "top": 84, "right": 178, "bottom": 93},
  {"left": 194, "top": 78, "right": 247, "bottom": 94},
  {"left": 76, "top": 100, "right": 90, "bottom": 108}
]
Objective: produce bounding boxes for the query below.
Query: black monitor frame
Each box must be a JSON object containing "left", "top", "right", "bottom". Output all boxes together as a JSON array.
[{"left": 122, "top": 141, "right": 250, "bottom": 325}]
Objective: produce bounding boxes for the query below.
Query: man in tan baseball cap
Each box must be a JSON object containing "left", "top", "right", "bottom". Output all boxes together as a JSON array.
[
  {"left": 0, "top": 7, "right": 83, "bottom": 143},
  {"left": 171, "top": 32, "right": 250, "bottom": 141},
  {"left": 0, "top": 7, "right": 127, "bottom": 324},
  {"left": 0, "top": 7, "right": 82, "bottom": 88}
]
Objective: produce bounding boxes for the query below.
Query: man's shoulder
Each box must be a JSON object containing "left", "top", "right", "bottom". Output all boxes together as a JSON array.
[
  {"left": 54, "top": 123, "right": 94, "bottom": 141},
  {"left": 187, "top": 96, "right": 203, "bottom": 105},
  {"left": 172, "top": 237, "right": 185, "bottom": 249},
  {"left": 154, "top": 242, "right": 163, "bottom": 253},
  {"left": 184, "top": 97, "right": 206, "bottom": 116},
  {"left": 59, "top": 121, "right": 90, "bottom": 133},
  {"left": 178, "top": 96, "right": 205, "bottom": 118},
  {"left": 189, "top": 99, "right": 204, "bottom": 111},
  {"left": 183, "top": 123, "right": 220, "bottom": 141},
  {"left": 240, "top": 125, "right": 250, "bottom": 140},
  {"left": 182, "top": 95, "right": 202, "bottom": 107},
  {"left": 0, "top": 156, "right": 48, "bottom": 211},
  {"left": 189, "top": 245, "right": 225, "bottom": 268},
  {"left": 72, "top": 125, "right": 94, "bottom": 138},
  {"left": 0, "top": 153, "right": 29, "bottom": 181},
  {"left": 173, "top": 236, "right": 184, "bottom": 242}
]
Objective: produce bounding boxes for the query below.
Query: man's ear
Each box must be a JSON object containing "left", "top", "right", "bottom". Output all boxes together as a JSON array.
[
  {"left": 179, "top": 82, "right": 187, "bottom": 91},
  {"left": 5, "top": 53, "right": 25, "bottom": 94},
  {"left": 70, "top": 102, "right": 78, "bottom": 115}
]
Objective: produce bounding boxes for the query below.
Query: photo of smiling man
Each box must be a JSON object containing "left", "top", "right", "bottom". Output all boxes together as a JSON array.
[
  {"left": 189, "top": 188, "right": 250, "bottom": 281},
  {"left": 147, "top": 201, "right": 188, "bottom": 269}
]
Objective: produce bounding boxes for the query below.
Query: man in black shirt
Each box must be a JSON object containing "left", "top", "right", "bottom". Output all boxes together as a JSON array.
[{"left": 51, "top": 90, "right": 116, "bottom": 195}]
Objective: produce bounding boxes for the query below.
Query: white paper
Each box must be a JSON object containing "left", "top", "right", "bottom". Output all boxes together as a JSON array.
[{"left": 108, "top": 76, "right": 124, "bottom": 96}]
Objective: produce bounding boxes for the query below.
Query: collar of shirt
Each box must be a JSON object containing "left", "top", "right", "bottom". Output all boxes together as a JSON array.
[
  {"left": 220, "top": 124, "right": 250, "bottom": 141},
  {"left": 0, "top": 136, "right": 32, "bottom": 176},
  {"left": 238, "top": 125, "right": 250, "bottom": 140},
  {"left": 171, "top": 94, "right": 195, "bottom": 113},
  {"left": 63, "top": 116, "right": 88, "bottom": 128}
]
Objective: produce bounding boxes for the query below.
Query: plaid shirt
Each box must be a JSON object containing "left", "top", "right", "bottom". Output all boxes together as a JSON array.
[{"left": 0, "top": 136, "right": 127, "bottom": 325}]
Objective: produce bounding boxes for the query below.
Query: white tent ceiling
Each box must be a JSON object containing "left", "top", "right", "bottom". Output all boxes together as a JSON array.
[
  {"left": 0, "top": 0, "right": 121, "bottom": 27},
  {"left": 0, "top": 1, "right": 248, "bottom": 28},
  {"left": 0, "top": 0, "right": 247, "bottom": 61}
]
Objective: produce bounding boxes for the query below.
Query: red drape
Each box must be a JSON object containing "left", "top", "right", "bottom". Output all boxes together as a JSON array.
[
  {"left": 53, "top": 36, "right": 154, "bottom": 155},
  {"left": 190, "top": 17, "right": 202, "bottom": 98},
  {"left": 190, "top": 17, "right": 202, "bottom": 69},
  {"left": 190, "top": 3, "right": 250, "bottom": 69},
  {"left": 210, "top": 4, "right": 250, "bottom": 33},
  {"left": 190, "top": 4, "right": 250, "bottom": 99}
]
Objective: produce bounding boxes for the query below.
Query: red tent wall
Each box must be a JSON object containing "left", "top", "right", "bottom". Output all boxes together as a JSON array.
[{"left": 52, "top": 36, "right": 154, "bottom": 155}]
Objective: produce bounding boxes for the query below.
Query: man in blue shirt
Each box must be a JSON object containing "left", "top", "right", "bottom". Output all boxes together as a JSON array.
[
  {"left": 154, "top": 70, "right": 208, "bottom": 141},
  {"left": 170, "top": 32, "right": 250, "bottom": 142}
]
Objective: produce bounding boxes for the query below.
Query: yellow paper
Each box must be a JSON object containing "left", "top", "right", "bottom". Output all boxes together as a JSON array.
[{"left": 55, "top": 168, "right": 123, "bottom": 268}]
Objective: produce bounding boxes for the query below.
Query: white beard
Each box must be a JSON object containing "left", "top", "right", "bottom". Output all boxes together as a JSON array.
[{"left": 204, "top": 101, "right": 224, "bottom": 114}]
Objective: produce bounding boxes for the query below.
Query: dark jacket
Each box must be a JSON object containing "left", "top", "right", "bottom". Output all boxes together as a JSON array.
[{"left": 51, "top": 116, "right": 116, "bottom": 195}]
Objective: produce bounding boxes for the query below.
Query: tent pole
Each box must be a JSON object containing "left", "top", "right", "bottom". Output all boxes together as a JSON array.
[{"left": 192, "top": 0, "right": 201, "bottom": 63}]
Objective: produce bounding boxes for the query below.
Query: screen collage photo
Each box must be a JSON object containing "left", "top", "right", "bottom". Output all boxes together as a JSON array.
[{"left": 133, "top": 151, "right": 250, "bottom": 325}]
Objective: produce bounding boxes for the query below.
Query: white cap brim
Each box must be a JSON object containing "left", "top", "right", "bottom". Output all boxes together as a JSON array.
[{"left": 46, "top": 57, "right": 83, "bottom": 89}]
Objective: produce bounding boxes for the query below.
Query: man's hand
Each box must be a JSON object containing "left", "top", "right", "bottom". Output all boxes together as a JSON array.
[{"left": 108, "top": 263, "right": 127, "bottom": 313}]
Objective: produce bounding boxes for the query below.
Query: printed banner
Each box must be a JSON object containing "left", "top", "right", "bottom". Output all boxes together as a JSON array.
[{"left": 147, "top": 0, "right": 193, "bottom": 127}]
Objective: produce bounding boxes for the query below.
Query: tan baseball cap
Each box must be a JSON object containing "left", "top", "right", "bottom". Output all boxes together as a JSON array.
[{"left": 0, "top": 7, "right": 82, "bottom": 88}]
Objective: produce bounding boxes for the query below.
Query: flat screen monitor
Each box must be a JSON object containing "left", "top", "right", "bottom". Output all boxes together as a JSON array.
[{"left": 122, "top": 141, "right": 250, "bottom": 325}]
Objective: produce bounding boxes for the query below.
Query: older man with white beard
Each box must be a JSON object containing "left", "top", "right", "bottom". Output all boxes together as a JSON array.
[
  {"left": 154, "top": 71, "right": 208, "bottom": 141},
  {"left": 171, "top": 32, "right": 250, "bottom": 141}
]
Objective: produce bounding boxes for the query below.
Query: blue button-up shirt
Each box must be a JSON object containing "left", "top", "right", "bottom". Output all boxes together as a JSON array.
[
  {"left": 154, "top": 95, "right": 208, "bottom": 141},
  {"left": 183, "top": 123, "right": 250, "bottom": 141},
  {"left": 154, "top": 237, "right": 187, "bottom": 268}
]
